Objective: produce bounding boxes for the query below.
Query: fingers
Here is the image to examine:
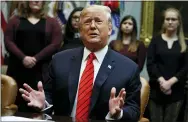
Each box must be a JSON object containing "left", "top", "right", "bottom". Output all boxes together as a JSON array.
[
  {"left": 26, "top": 64, "right": 34, "bottom": 68},
  {"left": 110, "top": 87, "right": 126, "bottom": 99},
  {"left": 38, "top": 81, "right": 44, "bottom": 92},
  {"left": 122, "top": 91, "right": 126, "bottom": 101},
  {"left": 166, "top": 89, "right": 172, "bottom": 95},
  {"left": 23, "top": 83, "right": 34, "bottom": 93},
  {"left": 28, "top": 60, "right": 36, "bottom": 68},
  {"left": 31, "top": 57, "right": 37, "bottom": 62},
  {"left": 160, "top": 85, "right": 171, "bottom": 94},
  {"left": 28, "top": 102, "right": 33, "bottom": 107},
  {"left": 160, "top": 86, "right": 165, "bottom": 93},
  {"left": 22, "top": 94, "right": 31, "bottom": 102},
  {"left": 119, "top": 98, "right": 124, "bottom": 108},
  {"left": 23, "top": 56, "right": 36, "bottom": 68},
  {"left": 110, "top": 87, "right": 116, "bottom": 99},
  {"left": 19, "top": 88, "right": 30, "bottom": 97},
  {"left": 118, "top": 88, "right": 125, "bottom": 98},
  {"left": 30, "top": 60, "right": 36, "bottom": 66},
  {"left": 23, "top": 62, "right": 35, "bottom": 68}
]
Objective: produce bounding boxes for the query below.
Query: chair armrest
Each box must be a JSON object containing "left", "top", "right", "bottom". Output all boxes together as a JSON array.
[
  {"left": 139, "top": 117, "right": 150, "bottom": 122},
  {"left": 2, "top": 104, "right": 18, "bottom": 116},
  {"left": 5, "top": 104, "right": 18, "bottom": 110}
]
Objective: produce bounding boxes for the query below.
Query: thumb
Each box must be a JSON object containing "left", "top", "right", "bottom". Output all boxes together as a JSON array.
[
  {"left": 38, "top": 81, "right": 44, "bottom": 92},
  {"left": 115, "top": 107, "right": 121, "bottom": 113}
]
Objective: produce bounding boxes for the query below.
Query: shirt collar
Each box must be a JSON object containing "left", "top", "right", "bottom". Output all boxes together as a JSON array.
[
  {"left": 83, "top": 45, "right": 108, "bottom": 64},
  {"left": 74, "top": 33, "right": 80, "bottom": 38}
]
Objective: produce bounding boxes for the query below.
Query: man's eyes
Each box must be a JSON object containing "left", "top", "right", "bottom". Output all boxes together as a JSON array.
[{"left": 84, "top": 20, "right": 103, "bottom": 24}]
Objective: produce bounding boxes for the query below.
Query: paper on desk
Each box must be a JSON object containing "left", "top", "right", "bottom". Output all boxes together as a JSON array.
[{"left": 1, "top": 116, "right": 48, "bottom": 121}]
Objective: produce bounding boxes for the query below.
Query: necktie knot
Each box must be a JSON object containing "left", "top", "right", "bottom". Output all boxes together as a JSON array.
[{"left": 88, "top": 53, "right": 96, "bottom": 61}]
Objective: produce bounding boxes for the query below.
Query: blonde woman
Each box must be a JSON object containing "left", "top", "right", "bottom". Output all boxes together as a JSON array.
[{"left": 147, "top": 8, "right": 188, "bottom": 122}]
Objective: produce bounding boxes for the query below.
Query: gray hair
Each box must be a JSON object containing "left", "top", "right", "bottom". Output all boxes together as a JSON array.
[{"left": 80, "top": 5, "right": 112, "bottom": 23}]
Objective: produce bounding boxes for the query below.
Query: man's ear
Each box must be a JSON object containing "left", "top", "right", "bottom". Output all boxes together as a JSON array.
[{"left": 108, "top": 22, "right": 112, "bottom": 36}]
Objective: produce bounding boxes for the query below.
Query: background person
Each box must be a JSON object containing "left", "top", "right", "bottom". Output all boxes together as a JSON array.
[
  {"left": 5, "top": 1, "right": 62, "bottom": 112},
  {"left": 60, "top": 7, "right": 84, "bottom": 51},
  {"left": 109, "top": 15, "right": 146, "bottom": 72},
  {"left": 147, "top": 7, "right": 188, "bottom": 122}
]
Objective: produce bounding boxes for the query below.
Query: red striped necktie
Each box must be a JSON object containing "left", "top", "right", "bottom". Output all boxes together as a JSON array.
[{"left": 76, "top": 53, "right": 96, "bottom": 119}]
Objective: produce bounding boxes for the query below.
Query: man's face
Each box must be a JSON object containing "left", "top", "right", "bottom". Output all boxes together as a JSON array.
[{"left": 79, "top": 8, "right": 112, "bottom": 51}]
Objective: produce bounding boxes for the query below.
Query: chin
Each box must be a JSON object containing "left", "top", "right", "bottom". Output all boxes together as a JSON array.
[{"left": 87, "top": 39, "right": 101, "bottom": 43}]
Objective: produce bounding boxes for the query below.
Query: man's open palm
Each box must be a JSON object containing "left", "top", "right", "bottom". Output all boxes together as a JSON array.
[
  {"left": 19, "top": 81, "right": 45, "bottom": 110},
  {"left": 109, "top": 87, "right": 126, "bottom": 118}
]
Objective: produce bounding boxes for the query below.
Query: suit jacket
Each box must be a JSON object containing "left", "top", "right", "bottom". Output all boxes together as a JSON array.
[{"left": 44, "top": 47, "right": 141, "bottom": 121}]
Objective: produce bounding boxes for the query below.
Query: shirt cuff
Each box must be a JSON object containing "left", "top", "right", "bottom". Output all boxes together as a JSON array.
[
  {"left": 105, "top": 109, "right": 123, "bottom": 120},
  {"left": 41, "top": 100, "right": 53, "bottom": 112}
]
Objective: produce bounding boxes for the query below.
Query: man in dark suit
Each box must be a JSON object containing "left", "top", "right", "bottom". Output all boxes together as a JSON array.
[{"left": 19, "top": 5, "right": 141, "bottom": 121}]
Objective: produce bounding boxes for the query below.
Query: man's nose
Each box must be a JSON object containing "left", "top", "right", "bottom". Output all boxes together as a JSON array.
[{"left": 90, "top": 20, "right": 96, "bottom": 29}]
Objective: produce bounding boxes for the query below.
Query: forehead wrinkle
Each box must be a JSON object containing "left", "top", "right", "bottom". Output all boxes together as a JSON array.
[{"left": 81, "top": 7, "right": 107, "bottom": 19}]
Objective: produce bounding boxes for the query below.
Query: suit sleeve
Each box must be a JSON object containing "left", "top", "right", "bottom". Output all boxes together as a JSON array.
[
  {"left": 43, "top": 59, "right": 55, "bottom": 114},
  {"left": 147, "top": 37, "right": 162, "bottom": 81},
  {"left": 122, "top": 67, "right": 141, "bottom": 121},
  {"left": 5, "top": 16, "right": 26, "bottom": 60}
]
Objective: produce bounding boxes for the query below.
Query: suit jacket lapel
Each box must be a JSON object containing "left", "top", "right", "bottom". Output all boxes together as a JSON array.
[
  {"left": 90, "top": 49, "right": 115, "bottom": 113},
  {"left": 68, "top": 47, "right": 84, "bottom": 112}
]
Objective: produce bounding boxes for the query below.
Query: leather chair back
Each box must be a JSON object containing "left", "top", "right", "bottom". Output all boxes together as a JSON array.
[
  {"left": 139, "top": 77, "right": 150, "bottom": 122},
  {"left": 1, "top": 74, "right": 18, "bottom": 109}
]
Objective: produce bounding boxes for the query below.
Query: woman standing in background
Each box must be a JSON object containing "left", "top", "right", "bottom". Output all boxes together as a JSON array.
[
  {"left": 60, "top": 7, "right": 84, "bottom": 51},
  {"left": 147, "top": 7, "right": 188, "bottom": 122},
  {"left": 109, "top": 15, "right": 146, "bottom": 72},
  {"left": 5, "top": 1, "right": 62, "bottom": 112}
]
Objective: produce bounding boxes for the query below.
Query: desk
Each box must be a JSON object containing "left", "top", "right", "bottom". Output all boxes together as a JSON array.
[
  {"left": 14, "top": 112, "right": 119, "bottom": 122},
  {"left": 10, "top": 112, "right": 136, "bottom": 122},
  {"left": 2, "top": 109, "right": 136, "bottom": 122}
]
